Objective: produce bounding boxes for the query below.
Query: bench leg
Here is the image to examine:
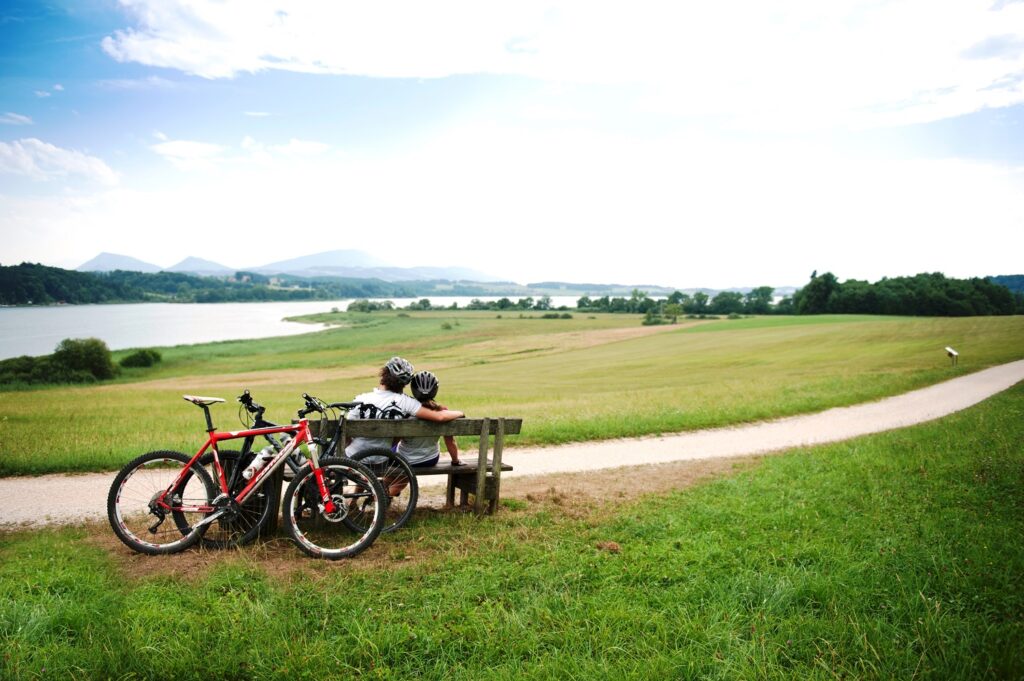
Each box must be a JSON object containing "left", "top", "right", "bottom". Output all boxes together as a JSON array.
[
  {"left": 459, "top": 486, "right": 469, "bottom": 507},
  {"left": 446, "top": 474, "right": 456, "bottom": 507}
]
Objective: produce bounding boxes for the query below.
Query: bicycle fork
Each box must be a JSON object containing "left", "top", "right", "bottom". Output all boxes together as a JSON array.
[{"left": 307, "top": 442, "right": 338, "bottom": 514}]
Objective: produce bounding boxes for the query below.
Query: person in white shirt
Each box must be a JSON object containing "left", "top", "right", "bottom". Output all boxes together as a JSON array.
[
  {"left": 345, "top": 357, "right": 464, "bottom": 458},
  {"left": 398, "top": 370, "right": 463, "bottom": 468}
]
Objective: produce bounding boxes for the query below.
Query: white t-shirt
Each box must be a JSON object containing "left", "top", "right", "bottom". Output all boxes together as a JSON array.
[{"left": 344, "top": 388, "right": 423, "bottom": 458}]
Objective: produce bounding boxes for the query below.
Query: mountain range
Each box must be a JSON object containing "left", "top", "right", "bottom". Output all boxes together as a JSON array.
[
  {"left": 77, "top": 250, "right": 505, "bottom": 283},
  {"left": 74, "top": 250, "right": 801, "bottom": 296}
]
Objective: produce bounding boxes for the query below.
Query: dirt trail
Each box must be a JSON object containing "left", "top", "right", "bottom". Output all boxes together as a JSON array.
[{"left": 3, "top": 360, "right": 1023, "bottom": 529}]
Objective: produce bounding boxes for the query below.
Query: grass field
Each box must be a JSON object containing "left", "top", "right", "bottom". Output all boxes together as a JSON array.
[
  {"left": 1, "top": 380, "right": 1021, "bottom": 679},
  {"left": 0, "top": 313, "right": 1022, "bottom": 475}
]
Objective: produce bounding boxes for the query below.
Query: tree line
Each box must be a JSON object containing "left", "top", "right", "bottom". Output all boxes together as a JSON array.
[
  {"left": 792, "top": 272, "right": 1022, "bottom": 316},
  {"left": 0, "top": 263, "right": 434, "bottom": 305},
  {"left": 578, "top": 273, "right": 1022, "bottom": 319}
]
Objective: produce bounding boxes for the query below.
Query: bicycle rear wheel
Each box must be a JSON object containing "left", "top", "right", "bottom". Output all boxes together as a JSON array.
[
  {"left": 349, "top": 448, "right": 418, "bottom": 533},
  {"left": 282, "top": 456, "right": 386, "bottom": 560},
  {"left": 107, "top": 450, "right": 216, "bottom": 555},
  {"left": 198, "top": 450, "right": 274, "bottom": 549}
]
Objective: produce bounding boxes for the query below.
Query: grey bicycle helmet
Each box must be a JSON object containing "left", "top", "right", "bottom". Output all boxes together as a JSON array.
[
  {"left": 411, "top": 371, "right": 439, "bottom": 402},
  {"left": 385, "top": 356, "right": 415, "bottom": 384}
]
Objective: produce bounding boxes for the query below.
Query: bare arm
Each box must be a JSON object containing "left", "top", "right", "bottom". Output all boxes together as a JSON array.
[{"left": 414, "top": 406, "right": 464, "bottom": 422}]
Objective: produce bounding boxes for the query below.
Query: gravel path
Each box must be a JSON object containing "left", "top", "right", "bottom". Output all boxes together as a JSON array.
[{"left": 4, "top": 360, "right": 1023, "bottom": 529}]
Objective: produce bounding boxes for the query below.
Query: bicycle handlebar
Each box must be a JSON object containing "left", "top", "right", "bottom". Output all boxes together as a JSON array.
[{"left": 237, "top": 389, "right": 267, "bottom": 417}]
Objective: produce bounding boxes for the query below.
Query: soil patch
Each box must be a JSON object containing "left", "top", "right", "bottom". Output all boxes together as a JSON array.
[{"left": 79, "top": 455, "right": 759, "bottom": 582}]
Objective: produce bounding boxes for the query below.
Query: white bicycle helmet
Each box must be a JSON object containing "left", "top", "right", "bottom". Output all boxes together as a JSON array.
[{"left": 385, "top": 356, "right": 415, "bottom": 384}]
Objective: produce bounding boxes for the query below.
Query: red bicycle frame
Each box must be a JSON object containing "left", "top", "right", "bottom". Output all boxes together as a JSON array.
[{"left": 157, "top": 418, "right": 340, "bottom": 517}]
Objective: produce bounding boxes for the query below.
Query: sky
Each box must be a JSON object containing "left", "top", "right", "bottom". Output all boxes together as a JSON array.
[{"left": 1, "top": 0, "right": 1023, "bottom": 290}]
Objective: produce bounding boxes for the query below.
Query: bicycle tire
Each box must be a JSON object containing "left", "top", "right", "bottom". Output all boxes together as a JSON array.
[
  {"left": 349, "top": 447, "right": 418, "bottom": 533},
  {"left": 282, "top": 456, "right": 386, "bottom": 560},
  {"left": 107, "top": 450, "right": 216, "bottom": 556},
  {"left": 197, "top": 450, "right": 275, "bottom": 549}
]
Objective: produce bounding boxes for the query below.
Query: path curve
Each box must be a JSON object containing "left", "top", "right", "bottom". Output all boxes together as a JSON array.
[{"left": 3, "top": 360, "right": 1024, "bottom": 528}]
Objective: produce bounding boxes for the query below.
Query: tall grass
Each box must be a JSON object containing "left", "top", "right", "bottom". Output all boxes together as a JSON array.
[
  {"left": 1, "top": 314, "right": 1022, "bottom": 475},
  {"left": 2, "top": 382, "right": 1022, "bottom": 679}
]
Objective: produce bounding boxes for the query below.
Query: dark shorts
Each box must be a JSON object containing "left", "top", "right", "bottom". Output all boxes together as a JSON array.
[{"left": 411, "top": 454, "right": 440, "bottom": 468}]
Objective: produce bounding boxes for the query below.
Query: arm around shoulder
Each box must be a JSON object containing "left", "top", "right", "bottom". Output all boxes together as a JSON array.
[{"left": 415, "top": 406, "right": 464, "bottom": 422}]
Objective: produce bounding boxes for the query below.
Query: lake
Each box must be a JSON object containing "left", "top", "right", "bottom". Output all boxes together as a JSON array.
[{"left": 0, "top": 296, "right": 580, "bottom": 360}]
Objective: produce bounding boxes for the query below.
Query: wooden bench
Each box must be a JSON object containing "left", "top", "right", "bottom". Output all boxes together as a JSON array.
[{"left": 311, "top": 417, "right": 522, "bottom": 515}]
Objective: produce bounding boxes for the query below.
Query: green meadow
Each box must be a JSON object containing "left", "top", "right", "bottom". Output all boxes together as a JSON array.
[
  {"left": 2, "top": 372, "right": 1022, "bottom": 679},
  {"left": 1, "top": 313, "right": 1022, "bottom": 475}
]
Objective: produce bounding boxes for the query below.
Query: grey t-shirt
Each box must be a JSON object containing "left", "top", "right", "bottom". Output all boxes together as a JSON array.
[
  {"left": 344, "top": 388, "right": 422, "bottom": 458},
  {"left": 396, "top": 435, "right": 441, "bottom": 466}
]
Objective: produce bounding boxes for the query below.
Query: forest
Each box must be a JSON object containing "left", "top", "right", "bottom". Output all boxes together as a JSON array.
[{"left": 0, "top": 263, "right": 497, "bottom": 305}]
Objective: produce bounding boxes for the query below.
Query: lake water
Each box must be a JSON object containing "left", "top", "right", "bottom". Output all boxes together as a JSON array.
[{"left": 0, "top": 296, "right": 581, "bottom": 360}]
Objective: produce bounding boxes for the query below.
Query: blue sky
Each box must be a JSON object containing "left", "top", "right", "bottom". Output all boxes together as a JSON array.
[{"left": 1, "top": 0, "right": 1022, "bottom": 289}]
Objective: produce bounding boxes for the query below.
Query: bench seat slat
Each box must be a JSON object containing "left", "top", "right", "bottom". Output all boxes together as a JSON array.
[{"left": 411, "top": 459, "right": 513, "bottom": 476}]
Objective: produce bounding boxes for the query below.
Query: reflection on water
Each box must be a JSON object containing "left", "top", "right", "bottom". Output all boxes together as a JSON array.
[{"left": 0, "top": 296, "right": 580, "bottom": 359}]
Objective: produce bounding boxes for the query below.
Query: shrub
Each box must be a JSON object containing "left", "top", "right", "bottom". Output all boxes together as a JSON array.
[
  {"left": 727, "top": 312, "right": 743, "bottom": 320},
  {"left": 441, "top": 322, "right": 453, "bottom": 330},
  {"left": 560, "top": 313, "right": 573, "bottom": 319},
  {"left": 120, "top": 349, "right": 163, "bottom": 368},
  {"left": 347, "top": 299, "right": 394, "bottom": 313},
  {"left": 52, "top": 338, "right": 118, "bottom": 380}
]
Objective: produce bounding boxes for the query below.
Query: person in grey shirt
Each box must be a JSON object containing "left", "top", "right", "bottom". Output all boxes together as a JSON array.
[
  {"left": 398, "top": 371, "right": 464, "bottom": 468},
  {"left": 345, "top": 357, "right": 464, "bottom": 458}
]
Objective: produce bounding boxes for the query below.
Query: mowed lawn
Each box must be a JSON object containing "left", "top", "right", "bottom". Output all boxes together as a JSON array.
[
  {"left": 0, "top": 313, "right": 1022, "bottom": 475},
  {"left": 1, "top": 375, "right": 1022, "bottom": 679}
]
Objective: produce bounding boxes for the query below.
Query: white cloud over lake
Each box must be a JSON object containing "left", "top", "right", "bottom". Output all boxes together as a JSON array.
[{"left": 102, "top": 0, "right": 1024, "bottom": 129}]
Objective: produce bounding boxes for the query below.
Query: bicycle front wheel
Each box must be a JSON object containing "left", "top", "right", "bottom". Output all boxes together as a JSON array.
[
  {"left": 349, "top": 448, "right": 418, "bottom": 533},
  {"left": 107, "top": 450, "right": 216, "bottom": 555},
  {"left": 282, "top": 456, "right": 386, "bottom": 560}
]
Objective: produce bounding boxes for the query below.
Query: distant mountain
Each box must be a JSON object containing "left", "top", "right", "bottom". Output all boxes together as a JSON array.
[
  {"left": 989, "top": 274, "right": 1024, "bottom": 294},
  {"left": 251, "top": 249, "right": 389, "bottom": 274},
  {"left": 77, "top": 252, "right": 161, "bottom": 273},
  {"left": 165, "top": 257, "right": 235, "bottom": 277},
  {"left": 249, "top": 249, "right": 503, "bottom": 282},
  {"left": 299, "top": 265, "right": 505, "bottom": 283}
]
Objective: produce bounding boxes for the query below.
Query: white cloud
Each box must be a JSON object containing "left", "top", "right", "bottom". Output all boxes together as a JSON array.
[
  {"left": 98, "top": 75, "right": 176, "bottom": 90},
  {"left": 0, "top": 112, "right": 33, "bottom": 125},
  {"left": 0, "top": 138, "right": 118, "bottom": 185},
  {"left": 270, "top": 139, "right": 330, "bottom": 156},
  {"left": 152, "top": 135, "right": 330, "bottom": 170},
  {"left": 100, "top": 0, "right": 1024, "bottom": 129},
  {"left": 151, "top": 139, "right": 227, "bottom": 171},
  {"left": 53, "top": 84, "right": 64, "bottom": 91},
  {"left": 8, "top": 120, "right": 1013, "bottom": 288},
  {"left": 34, "top": 90, "right": 51, "bottom": 98}
]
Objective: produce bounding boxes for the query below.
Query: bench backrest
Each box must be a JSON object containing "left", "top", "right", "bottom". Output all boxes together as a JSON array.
[{"left": 309, "top": 417, "right": 522, "bottom": 439}]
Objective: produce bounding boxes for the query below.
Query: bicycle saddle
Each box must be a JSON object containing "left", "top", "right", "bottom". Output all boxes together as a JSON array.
[{"left": 182, "top": 395, "right": 226, "bottom": 406}]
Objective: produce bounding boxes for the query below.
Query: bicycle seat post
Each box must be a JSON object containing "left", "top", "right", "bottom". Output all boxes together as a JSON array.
[{"left": 202, "top": 405, "right": 216, "bottom": 433}]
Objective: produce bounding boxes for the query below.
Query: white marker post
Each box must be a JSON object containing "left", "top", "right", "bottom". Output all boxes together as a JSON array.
[{"left": 945, "top": 346, "right": 959, "bottom": 367}]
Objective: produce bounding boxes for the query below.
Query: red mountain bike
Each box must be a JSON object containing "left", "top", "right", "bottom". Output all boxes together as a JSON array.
[{"left": 107, "top": 394, "right": 386, "bottom": 560}]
